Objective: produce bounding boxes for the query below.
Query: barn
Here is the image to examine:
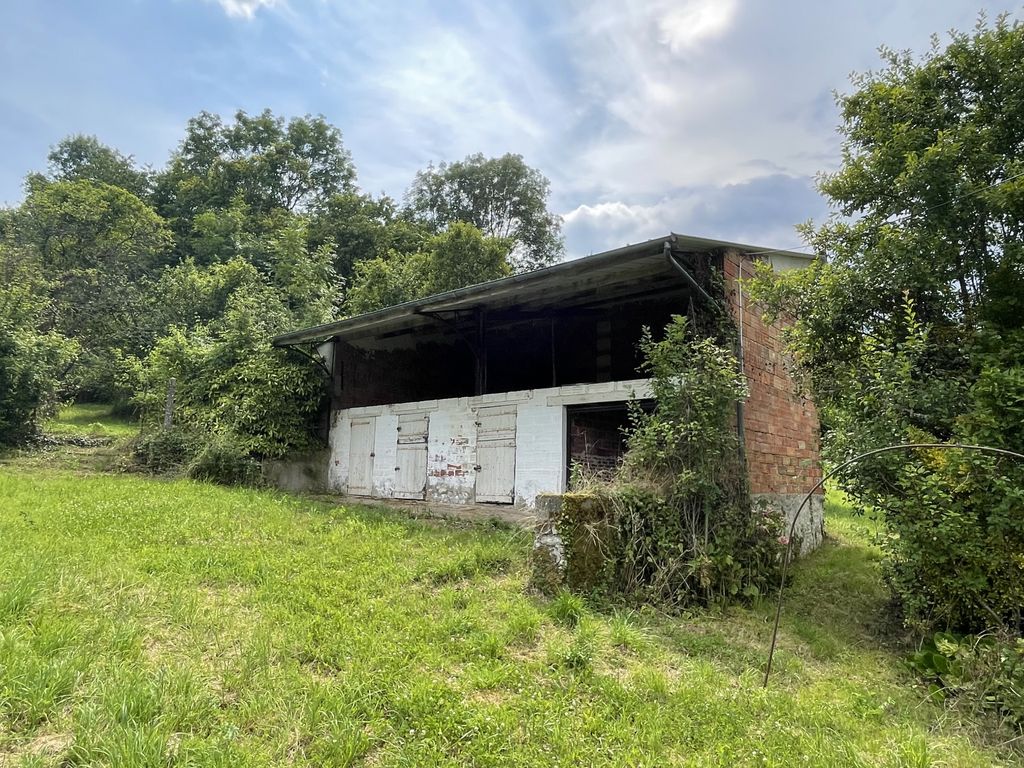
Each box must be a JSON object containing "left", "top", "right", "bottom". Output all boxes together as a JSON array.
[{"left": 273, "top": 233, "right": 824, "bottom": 546}]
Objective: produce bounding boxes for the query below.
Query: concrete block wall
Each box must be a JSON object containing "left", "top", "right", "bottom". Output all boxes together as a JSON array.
[{"left": 327, "top": 379, "right": 652, "bottom": 510}]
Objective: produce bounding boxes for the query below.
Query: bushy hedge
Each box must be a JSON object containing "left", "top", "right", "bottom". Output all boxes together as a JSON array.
[
  {"left": 129, "top": 428, "right": 201, "bottom": 473},
  {"left": 552, "top": 315, "right": 787, "bottom": 607},
  {"left": 186, "top": 435, "right": 263, "bottom": 486},
  {"left": 129, "top": 428, "right": 263, "bottom": 487},
  {"left": 908, "top": 632, "right": 1024, "bottom": 727},
  {"left": 858, "top": 360, "right": 1024, "bottom": 634}
]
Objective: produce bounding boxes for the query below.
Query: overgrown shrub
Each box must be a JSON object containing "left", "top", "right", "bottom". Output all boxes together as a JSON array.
[
  {"left": 129, "top": 428, "right": 201, "bottom": 473},
  {"left": 0, "top": 245, "right": 79, "bottom": 445},
  {"left": 810, "top": 304, "right": 1024, "bottom": 633},
  {"left": 553, "top": 315, "right": 786, "bottom": 607},
  {"left": 186, "top": 435, "right": 263, "bottom": 486},
  {"left": 878, "top": 444, "right": 1024, "bottom": 634},
  {"left": 0, "top": 323, "right": 77, "bottom": 446},
  {"left": 907, "top": 632, "right": 1024, "bottom": 728},
  {"left": 135, "top": 276, "right": 328, "bottom": 459}
]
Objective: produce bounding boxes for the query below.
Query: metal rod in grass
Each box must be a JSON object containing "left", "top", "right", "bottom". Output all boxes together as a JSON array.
[{"left": 763, "top": 442, "right": 1024, "bottom": 689}]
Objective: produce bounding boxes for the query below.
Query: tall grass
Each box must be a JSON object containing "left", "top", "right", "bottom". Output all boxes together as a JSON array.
[
  {"left": 0, "top": 469, "right": 1012, "bottom": 766},
  {"left": 44, "top": 403, "right": 138, "bottom": 438}
]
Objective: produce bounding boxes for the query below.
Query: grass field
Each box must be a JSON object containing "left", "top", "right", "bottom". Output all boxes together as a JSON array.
[
  {"left": 0, "top": 464, "right": 1016, "bottom": 766},
  {"left": 43, "top": 404, "right": 139, "bottom": 439}
]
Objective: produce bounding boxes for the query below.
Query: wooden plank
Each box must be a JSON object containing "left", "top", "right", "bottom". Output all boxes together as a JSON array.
[
  {"left": 394, "top": 444, "right": 428, "bottom": 499},
  {"left": 475, "top": 404, "right": 517, "bottom": 504},
  {"left": 348, "top": 418, "right": 375, "bottom": 496},
  {"left": 476, "top": 404, "right": 516, "bottom": 440},
  {"left": 395, "top": 412, "right": 429, "bottom": 499},
  {"left": 397, "top": 412, "right": 429, "bottom": 444},
  {"left": 475, "top": 441, "right": 516, "bottom": 503}
]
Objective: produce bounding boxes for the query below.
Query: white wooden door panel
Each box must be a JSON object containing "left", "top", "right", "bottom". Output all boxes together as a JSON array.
[
  {"left": 348, "top": 418, "right": 375, "bottom": 496},
  {"left": 475, "top": 405, "right": 516, "bottom": 504},
  {"left": 476, "top": 405, "right": 516, "bottom": 440},
  {"left": 394, "top": 413, "right": 429, "bottom": 499}
]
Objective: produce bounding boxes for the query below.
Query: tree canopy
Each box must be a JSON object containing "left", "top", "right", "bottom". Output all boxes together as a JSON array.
[
  {"left": 0, "top": 108, "right": 563, "bottom": 454},
  {"left": 749, "top": 15, "right": 1024, "bottom": 633},
  {"left": 45, "top": 135, "right": 152, "bottom": 199},
  {"left": 405, "top": 152, "right": 564, "bottom": 271},
  {"left": 346, "top": 222, "right": 511, "bottom": 315}
]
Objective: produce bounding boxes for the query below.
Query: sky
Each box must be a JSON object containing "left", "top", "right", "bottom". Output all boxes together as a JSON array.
[{"left": 0, "top": 0, "right": 1017, "bottom": 257}]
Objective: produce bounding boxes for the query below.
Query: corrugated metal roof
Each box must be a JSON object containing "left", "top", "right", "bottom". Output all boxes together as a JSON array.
[{"left": 272, "top": 233, "right": 812, "bottom": 346}]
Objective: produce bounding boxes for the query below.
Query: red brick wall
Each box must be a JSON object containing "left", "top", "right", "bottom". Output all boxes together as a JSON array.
[{"left": 723, "top": 252, "right": 822, "bottom": 496}]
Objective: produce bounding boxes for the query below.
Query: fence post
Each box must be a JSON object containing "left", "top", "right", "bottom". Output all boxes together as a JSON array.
[{"left": 163, "top": 377, "right": 176, "bottom": 430}]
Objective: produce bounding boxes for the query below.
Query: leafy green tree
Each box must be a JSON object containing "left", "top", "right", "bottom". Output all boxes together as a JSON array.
[
  {"left": 266, "top": 218, "right": 340, "bottom": 328},
  {"left": 136, "top": 218, "right": 339, "bottom": 457},
  {"left": 137, "top": 278, "right": 327, "bottom": 458},
  {"left": 154, "top": 110, "right": 355, "bottom": 239},
  {"left": 346, "top": 222, "right": 510, "bottom": 314},
  {"left": 308, "top": 192, "right": 429, "bottom": 280},
  {"left": 15, "top": 179, "right": 172, "bottom": 377},
  {"left": 12, "top": 178, "right": 172, "bottom": 409},
  {"left": 45, "top": 135, "right": 152, "bottom": 199},
  {"left": 748, "top": 16, "right": 1024, "bottom": 632},
  {"left": 0, "top": 242, "right": 78, "bottom": 444},
  {"left": 153, "top": 257, "right": 265, "bottom": 333},
  {"left": 405, "top": 152, "right": 563, "bottom": 271}
]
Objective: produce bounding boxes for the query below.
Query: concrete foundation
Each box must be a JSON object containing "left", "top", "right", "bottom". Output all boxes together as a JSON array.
[{"left": 753, "top": 492, "right": 825, "bottom": 554}]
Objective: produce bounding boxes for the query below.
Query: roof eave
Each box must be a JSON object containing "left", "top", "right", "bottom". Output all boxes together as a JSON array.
[{"left": 271, "top": 233, "right": 815, "bottom": 347}]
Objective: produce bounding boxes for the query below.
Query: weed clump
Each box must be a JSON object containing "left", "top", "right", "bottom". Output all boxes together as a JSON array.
[
  {"left": 548, "top": 591, "right": 587, "bottom": 628},
  {"left": 128, "top": 428, "right": 200, "bottom": 473},
  {"left": 186, "top": 435, "right": 263, "bottom": 486}
]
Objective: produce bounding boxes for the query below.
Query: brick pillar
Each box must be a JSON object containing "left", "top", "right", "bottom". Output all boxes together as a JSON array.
[{"left": 724, "top": 250, "right": 824, "bottom": 552}]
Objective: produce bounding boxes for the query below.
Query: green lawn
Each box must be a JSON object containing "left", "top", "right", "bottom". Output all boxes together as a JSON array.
[
  {"left": 0, "top": 467, "right": 1015, "bottom": 767},
  {"left": 43, "top": 404, "right": 138, "bottom": 439}
]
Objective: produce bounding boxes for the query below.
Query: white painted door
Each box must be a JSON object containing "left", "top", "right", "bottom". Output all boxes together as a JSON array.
[
  {"left": 475, "top": 405, "right": 516, "bottom": 503},
  {"left": 394, "top": 413, "right": 429, "bottom": 500},
  {"left": 348, "top": 418, "right": 375, "bottom": 496}
]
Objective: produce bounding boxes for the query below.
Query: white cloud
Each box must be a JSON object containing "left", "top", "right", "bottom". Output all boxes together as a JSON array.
[
  {"left": 212, "top": 0, "right": 280, "bottom": 20},
  {"left": 560, "top": 175, "right": 828, "bottom": 257},
  {"left": 268, "top": 1, "right": 570, "bottom": 195},
  {"left": 554, "top": 0, "right": 840, "bottom": 201},
  {"left": 658, "top": 0, "right": 739, "bottom": 53}
]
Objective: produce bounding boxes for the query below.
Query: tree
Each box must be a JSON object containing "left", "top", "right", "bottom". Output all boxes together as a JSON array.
[
  {"left": 748, "top": 15, "right": 1024, "bottom": 632},
  {"left": 45, "top": 135, "right": 152, "bottom": 199},
  {"left": 13, "top": 179, "right": 172, "bottom": 403},
  {"left": 345, "top": 222, "right": 510, "bottom": 315},
  {"left": 308, "top": 192, "right": 429, "bottom": 281},
  {"left": 154, "top": 110, "right": 356, "bottom": 228},
  {"left": 0, "top": 241, "right": 78, "bottom": 444},
  {"left": 137, "top": 268, "right": 328, "bottom": 459},
  {"left": 16, "top": 179, "right": 172, "bottom": 350},
  {"left": 405, "top": 152, "right": 564, "bottom": 271}
]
